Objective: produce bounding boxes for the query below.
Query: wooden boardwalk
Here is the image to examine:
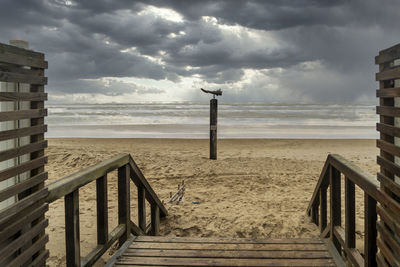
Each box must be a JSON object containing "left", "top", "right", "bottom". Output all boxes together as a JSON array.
[{"left": 111, "top": 236, "right": 338, "bottom": 266}]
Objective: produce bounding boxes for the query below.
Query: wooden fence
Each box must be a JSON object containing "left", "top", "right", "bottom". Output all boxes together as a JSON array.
[
  {"left": 0, "top": 42, "right": 48, "bottom": 266},
  {"left": 45, "top": 153, "right": 168, "bottom": 267},
  {"left": 375, "top": 43, "right": 400, "bottom": 266}
]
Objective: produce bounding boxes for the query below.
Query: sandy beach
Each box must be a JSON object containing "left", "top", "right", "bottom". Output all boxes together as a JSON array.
[{"left": 45, "top": 138, "right": 379, "bottom": 266}]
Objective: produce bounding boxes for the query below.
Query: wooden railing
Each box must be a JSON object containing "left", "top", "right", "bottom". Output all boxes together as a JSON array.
[
  {"left": 307, "top": 154, "right": 400, "bottom": 267},
  {"left": 45, "top": 153, "right": 167, "bottom": 267}
]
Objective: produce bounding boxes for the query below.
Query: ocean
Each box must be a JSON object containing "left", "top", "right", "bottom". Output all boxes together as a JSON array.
[{"left": 46, "top": 102, "right": 378, "bottom": 139}]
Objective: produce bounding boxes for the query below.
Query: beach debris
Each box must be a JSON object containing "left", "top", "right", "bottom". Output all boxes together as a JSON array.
[
  {"left": 192, "top": 201, "right": 200, "bottom": 204},
  {"left": 167, "top": 180, "right": 185, "bottom": 204}
]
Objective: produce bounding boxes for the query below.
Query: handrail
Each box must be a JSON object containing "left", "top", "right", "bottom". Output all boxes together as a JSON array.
[
  {"left": 44, "top": 153, "right": 167, "bottom": 267},
  {"left": 307, "top": 154, "right": 381, "bottom": 267}
]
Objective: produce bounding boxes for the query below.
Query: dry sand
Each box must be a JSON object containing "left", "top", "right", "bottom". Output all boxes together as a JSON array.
[{"left": 45, "top": 138, "right": 379, "bottom": 266}]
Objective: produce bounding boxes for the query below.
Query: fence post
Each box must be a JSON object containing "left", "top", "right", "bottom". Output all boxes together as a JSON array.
[
  {"left": 330, "top": 166, "right": 341, "bottom": 253},
  {"left": 364, "top": 194, "right": 377, "bottom": 267},
  {"left": 96, "top": 175, "right": 108, "bottom": 245},
  {"left": 210, "top": 98, "right": 218, "bottom": 160},
  {"left": 138, "top": 185, "right": 146, "bottom": 232},
  {"left": 151, "top": 204, "right": 160, "bottom": 236},
  {"left": 118, "top": 164, "right": 130, "bottom": 245},
  {"left": 65, "top": 190, "right": 80, "bottom": 267},
  {"left": 345, "top": 177, "right": 355, "bottom": 249}
]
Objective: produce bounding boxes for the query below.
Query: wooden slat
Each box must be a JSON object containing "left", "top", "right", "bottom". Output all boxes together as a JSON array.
[
  {"left": 345, "top": 177, "right": 356, "bottom": 249},
  {"left": 138, "top": 185, "right": 146, "bottom": 232},
  {"left": 0, "top": 71, "right": 47, "bottom": 84},
  {"left": 115, "top": 257, "right": 336, "bottom": 266},
  {"left": 376, "top": 43, "right": 400, "bottom": 64},
  {"left": 0, "top": 92, "right": 47, "bottom": 101},
  {"left": 376, "top": 67, "right": 400, "bottom": 81},
  {"left": 28, "top": 249, "right": 49, "bottom": 267},
  {"left": 0, "top": 125, "right": 47, "bottom": 142},
  {"left": 377, "top": 155, "right": 400, "bottom": 177},
  {"left": 0, "top": 172, "right": 47, "bottom": 202},
  {"left": 330, "top": 166, "right": 341, "bottom": 252},
  {"left": 377, "top": 122, "right": 400, "bottom": 137},
  {"left": 376, "top": 252, "right": 390, "bottom": 267},
  {"left": 0, "top": 63, "right": 44, "bottom": 76},
  {"left": 127, "top": 242, "right": 328, "bottom": 251},
  {"left": 377, "top": 87, "right": 400, "bottom": 98},
  {"left": 0, "top": 203, "right": 48, "bottom": 242},
  {"left": 0, "top": 52, "right": 47, "bottom": 69},
  {"left": 377, "top": 139, "right": 400, "bottom": 157},
  {"left": 46, "top": 153, "right": 129, "bottom": 203},
  {"left": 0, "top": 188, "right": 48, "bottom": 224},
  {"left": 81, "top": 224, "right": 125, "bottom": 267},
  {"left": 135, "top": 236, "right": 324, "bottom": 244},
  {"left": 377, "top": 106, "right": 400, "bottom": 117},
  {"left": 319, "top": 188, "right": 327, "bottom": 233},
  {"left": 0, "top": 218, "right": 48, "bottom": 264},
  {"left": 0, "top": 43, "right": 45, "bottom": 60},
  {"left": 118, "top": 165, "right": 130, "bottom": 246},
  {"left": 0, "top": 140, "right": 47, "bottom": 162},
  {"left": 129, "top": 155, "right": 168, "bottom": 217},
  {"left": 377, "top": 236, "right": 400, "bottom": 266},
  {"left": 377, "top": 204, "right": 400, "bottom": 237},
  {"left": 7, "top": 234, "right": 48, "bottom": 266},
  {"left": 0, "top": 108, "right": 47, "bottom": 122},
  {"left": 0, "top": 156, "right": 47, "bottom": 182},
  {"left": 376, "top": 221, "right": 400, "bottom": 258},
  {"left": 150, "top": 204, "right": 160, "bottom": 236},
  {"left": 364, "top": 193, "right": 377, "bottom": 267},
  {"left": 96, "top": 175, "right": 108, "bottom": 245},
  {"left": 122, "top": 249, "right": 332, "bottom": 259},
  {"left": 333, "top": 226, "right": 363, "bottom": 267},
  {"left": 65, "top": 190, "right": 81, "bottom": 267},
  {"left": 377, "top": 172, "right": 400, "bottom": 198},
  {"left": 130, "top": 221, "right": 145, "bottom": 236}
]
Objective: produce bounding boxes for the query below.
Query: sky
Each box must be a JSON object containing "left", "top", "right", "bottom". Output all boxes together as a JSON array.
[{"left": 1, "top": 0, "right": 399, "bottom": 104}]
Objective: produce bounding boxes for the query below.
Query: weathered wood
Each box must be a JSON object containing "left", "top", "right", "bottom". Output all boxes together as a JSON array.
[
  {"left": 7, "top": 234, "right": 48, "bottom": 267},
  {"left": 376, "top": 204, "right": 400, "bottom": 237},
  {"left": 376, "top": 221, "right": 400, "bottom": 259},
  {"left": 377, "top": 155, "right": 400, "bottom": 177},
  {"left": 377, "top": 139, "right": 400, "bottom": 157},
  {"left": 0, "top": 218, "right": 48, "bottom": 264},
  {"left": 332, "top": 226, "right": 363, "bottom": 267},
  {"left": 0, "top": 51, "right": 47, "bottom": 68},
  {"left": 376, "top": 252, "right": 390, "bottom": 267},
  {"left": 118, "top": 165, "right": 130, "bottom": 246},
  {"left": 0, "top": 70, "right": 47, "bottom": 84},
  {"left": 0, "top": 188, "right": 48, "bottom": 223},
  {"left": 150, "top": 204, "right": 160, "bottom": 236},
  {"left": 46, "top": 153, "right": 129, "bottom": 203},
  {"left": 115, "top": 257, "right": 336, "bottom": 266},
  {"left": 364, "top": 193, "right": 377, "bottom": 267},
  {"left": 0, "top": 92, "right": 47, "bottom": 101},
  {"left": 0, "top": 139, "right": 47, "bottom": 162},
  {"left": 0, "top": 108, "right": 47, "bottom": 122},
  {"left": 0, "top": 43, "right": 45, "bottom": 60},
  {"left": 0, "top": 156, "right": 47, "bottom": 182},
  {"left": 130, "top": 220, "right": 145, "bottom": 236},
  {"left": 377, "top": 122, "right": 400, "bottom": 138},
  {"left": 65, "top": 190, "right": 81, "bottom": 267},
  {"left": 0, "top": 125, "right": 47, "bottom": 142},
  {"left": 0, "top": 172, "right": 47, "bottom": 202},
  {"left": 376, "top": 66, "right": 400, "bottom": 81},
  {"left": 128, "top": 155, "right": 168, "bottom": 217},
  {"left": 0, "top": 63, "right": 44, "bottom": 76},
  {"left": 376, "top": 43, "right": 400, "bottom": 64},
  {"left": 319, "top": 187, "right": 327, "bottom": 233},
  {"left": 345, "top": 177, "right": 355, "bottom": 249},
  {"left": 210, "top": 98, "right": 217, "bottom": 160},
  {"left": 81, "top": 224, "right": 125, "bottom": 267},
  {"left": 96, "top": 175, "right": 108, "bottom": 245},
  {"left": 377, "top": 106, "right": 400, "bottom": 117},
  {"left": 377, "top": 172, "right": 400, "bottom": 198},
  {"left": 0, "top": 203, "right": 48, "bottom": 242},
  {"left": 28, "top": 249, "right": 49, "bottom": 267},
  {"left": 137, "top": 185, "right": 146, "bottom": 231},
  {"left": 377, "top": 87, "right": 400, "bottom": 98},
  {"left": 330, "top": 166, "right": 341, "bottom": 253},
  {"left": 377, "top": 236, "right": 400, "bottom": 266}
]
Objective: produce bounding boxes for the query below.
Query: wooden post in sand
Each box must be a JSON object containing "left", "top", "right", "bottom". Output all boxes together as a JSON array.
[{"left": 210, "top": 98, "right": 218, "bottom": 160}]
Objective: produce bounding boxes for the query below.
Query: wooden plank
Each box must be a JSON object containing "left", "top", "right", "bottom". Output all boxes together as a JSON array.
[
  {"left": 376, "top": 252, "right": 390, "bottom": 267},
  {"left": 377, "top": 155, "right": 400, "bottom": 177},
  {"left": 0, "top": 92, "right": 47, "bottom": 101},
  {"left": 46, "top": 153, "right": 129, "bottom": 203},
  {"left": 377, "top": 236, "right": 400, "bottom": 266},
  {"left": 0, "top": 140, "right": 47, "bottom": 163},
  {"left": 377, "top": 204, "right": 400, "bottom": 237},
  {"left": 150, "top": 204, "right": 160, "bottom": 236},
  {"left": 376, "top": 221, "right": 400, "bottom": 258},
  {"left": 0, "top": 51, "right": 47, "bottom": 68},
  {"left": 319, "top": 187, "right": 327, "bottom": 233},
  {"left": 377, "top": 106, "right": 400, "bottom": 117},
  {"left": 7, "top": 234, "right": 48, "bottom": 266},
  {"left": 81, "top": 224, "right": 125, "bottom": 267},
  {"left": 364, "top": 193, "right": 377, "bottom": 267},
  {"left": 377, "top": 122, "right": 400, "bottom": 138},
  {"left": 0, "top": 203, "right": 48, "bottom": 243},
  {"left": 345, "top": 177, "right": 356, "bottom": 249},
  {"left": 0, "top": 43, "right": 45, "bottom": 60},
  {"left": 28, "top": 249, "right": 49, "bottom": 267},
  {"left": 127, "top": 242, "right": 328, "bottom": 251},
  {"left": 130, "top": 220, "right": 145, "bottom": 236},
  {"left": 330, "top": 166, "right": 341, "bottom": 253},
  {"left": 210, "top": 98, "right": 217, "bottom": 160},
  {"left": 128, "top": 155, "right": 168, "bottom": 217},
  {"left": 377, "top": 87, "right": 400, "bottom": 98},
  {"left": 376, "top": 43, "right": 400, "bottom": 64},
  {"left": 138, "top": 185, "right": 146, "bottom": 232},
  {"left": 377, "top": 139, "right": 400, "bottom": 157},
  {"left": 65, "top": 190, "right": 81, "bottom": 267},
  {"left": 0, "top": 188, "right": 48, "bottom": 224},
  {"left": 0, "top": 218, "right": 48, "bottom": 264},
  {"left": 0, "top": 108, "right": 47, "bottom": 122},
  {"left": 0, "top": 156, "right": 47, "bottom": 182},
  {"left": 96, "top": 175, "right": 108, "bottom": 245},
  {"left": 135, "top": 236, "right": 324, "bottom": 244},
  {"left": 0, "top": 63, "right": 44, "bottom": 76},
  {"left": 333, "top": 226, "right": 363, "bottom": 267},
  {"left": 104, "top": 236, "right": 137, "bottom": 267},
  {"left": 377, "top": 172, "right": 400, "bottom": 198},
  {"left": 115, "top": 257, "right": 336, "bottom": 266},
  {"left": 376, "top": 67, "right": 400, "bottom": 81},
  {"left": 0, "top": 71, "right": 47, "bottom": 84},
  {"left": 122, "top": 249, "right": 332, "bottom": 259},
  {"left": 0, "top": 125, "right": 47, "bottom": 142},
  {"left": 0, "top": 172, "right": 47, "bottom": 202},
  {"left": 321, "top": 224, "right": 330, "bottom": 239},
  {"left": 118, "top": 165, "right": 130, "bottom": 246}
]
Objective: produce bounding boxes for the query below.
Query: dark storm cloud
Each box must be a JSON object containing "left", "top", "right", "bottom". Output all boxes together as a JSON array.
[{"left": 0, "top": 0, "right": 399, "bottom": 102}]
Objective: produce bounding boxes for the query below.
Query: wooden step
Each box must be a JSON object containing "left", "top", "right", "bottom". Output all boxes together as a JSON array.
[{"left": 112, "top": 236, "right": 337, "bottom": 266}]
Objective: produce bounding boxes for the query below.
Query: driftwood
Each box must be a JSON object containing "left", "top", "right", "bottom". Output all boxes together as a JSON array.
[{"left": 167, "top": 181, "right": 185, "bottom": 204}]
